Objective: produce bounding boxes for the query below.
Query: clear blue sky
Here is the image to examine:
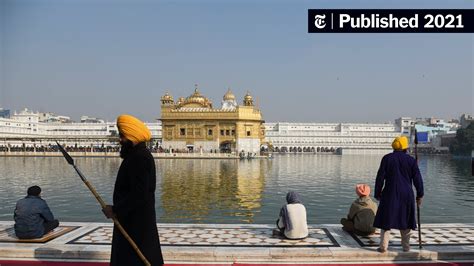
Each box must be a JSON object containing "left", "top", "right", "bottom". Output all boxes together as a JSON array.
[{"left": 1, "top": 0, "right": 472, "bottom": 122}]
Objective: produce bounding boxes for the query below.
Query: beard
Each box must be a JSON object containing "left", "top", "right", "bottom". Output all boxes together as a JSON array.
[{"left": 119, "top": 139, "right": 134, "bottom": 158}]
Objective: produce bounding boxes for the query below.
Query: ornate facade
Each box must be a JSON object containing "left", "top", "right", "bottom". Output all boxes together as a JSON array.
[{"left": 160, "top": 86, "right": 265, "bottom": 153}]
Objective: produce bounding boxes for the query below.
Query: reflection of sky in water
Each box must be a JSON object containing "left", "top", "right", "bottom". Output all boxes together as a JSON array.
[{"left": 0, "top": 155, "right": 472, "bottom": 224}]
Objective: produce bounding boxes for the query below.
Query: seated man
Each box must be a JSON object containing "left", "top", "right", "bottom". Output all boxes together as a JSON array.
[
  {"left": 14, "top": 186, "right": 59, "bottom": 239},
  {"left": 275, "top": 191, "right": 308, "bottom": 240},
  {"left": 340, "top": 184, "right": 377, "bottom": 236}
]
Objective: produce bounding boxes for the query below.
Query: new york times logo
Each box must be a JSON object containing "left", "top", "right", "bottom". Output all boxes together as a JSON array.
[
  {"left": 308, "top": 9, "right": 474, "bottom": 33},
  {"left": 314, "top": 14, "right": 326, "bottom": 29}
]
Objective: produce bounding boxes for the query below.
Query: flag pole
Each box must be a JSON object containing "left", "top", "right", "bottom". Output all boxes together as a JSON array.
[{"left": 414, "top": 130, "right": 422, "bottom": 250}]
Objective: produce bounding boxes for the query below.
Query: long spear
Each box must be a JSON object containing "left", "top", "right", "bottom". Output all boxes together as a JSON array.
[
  {"left": 414, "top": 130, "right": 422, "bottom": 250},
  {"left": 55, "top": 141, "right": 151, "bottom": 266}
]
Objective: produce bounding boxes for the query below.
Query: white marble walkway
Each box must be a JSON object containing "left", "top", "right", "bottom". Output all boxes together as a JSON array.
[{"left": 0, "top": 222, "right": 473, "bottom": 263}]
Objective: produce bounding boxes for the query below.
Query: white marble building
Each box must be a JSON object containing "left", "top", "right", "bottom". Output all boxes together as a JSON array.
[
  {"left": 0, "top": 109, "right": 161, "bottom": 147},
  {"left": 0, "top": 108, "right": 435, "bottom": 154},
  {"left": 264, "top": 122, "right": 402, "bottom": 154}
]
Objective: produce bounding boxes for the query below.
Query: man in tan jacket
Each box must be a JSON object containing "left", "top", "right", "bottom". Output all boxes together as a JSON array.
[{"left": 340, "top": 184, "right": 377, "bottom": 236}]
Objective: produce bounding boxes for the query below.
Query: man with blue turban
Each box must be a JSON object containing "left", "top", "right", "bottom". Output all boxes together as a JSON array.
[
  {"left": 102, "top": 114, "right": 163, "bottom": 265},
  {"left": 373, "top": 136, "right": 424, "bottom": 253}
]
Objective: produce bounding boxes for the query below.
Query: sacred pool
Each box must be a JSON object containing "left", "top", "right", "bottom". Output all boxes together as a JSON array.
[{"left": 1, "top": 154, "right": 472, "bottom": 224}]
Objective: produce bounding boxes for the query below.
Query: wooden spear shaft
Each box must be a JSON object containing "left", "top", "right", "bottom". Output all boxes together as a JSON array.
[{"left": 56, "top": 142, "right": 151, "bottom": 266}]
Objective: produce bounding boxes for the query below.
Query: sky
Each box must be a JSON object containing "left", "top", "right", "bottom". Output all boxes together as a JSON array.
[{"left": 0, "top": 0, "right": 472, "bottom": 123}]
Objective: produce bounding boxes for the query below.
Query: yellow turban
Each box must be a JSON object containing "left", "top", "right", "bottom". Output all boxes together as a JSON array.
[
  {"left": 392, "top": 136, "right": 409, "bottom": 151},
  {"left": 116, "top": 114, "right": 151, "bottom": 144}
]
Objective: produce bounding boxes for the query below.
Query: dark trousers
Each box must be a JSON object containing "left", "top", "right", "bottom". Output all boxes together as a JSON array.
[
  {"left": 341, "top": 218, "right": 355, "bottom": 231},
  {"left": 340, "top": 218, "right": 373, "bottom": 236},
  {"left": 43, "top": 219, "right": 59, "bottom": 234}
]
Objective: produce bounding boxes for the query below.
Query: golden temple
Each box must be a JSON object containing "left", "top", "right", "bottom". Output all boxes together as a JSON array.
[{"left": 160, "top": 85, "right": 265, "bottom": 153}]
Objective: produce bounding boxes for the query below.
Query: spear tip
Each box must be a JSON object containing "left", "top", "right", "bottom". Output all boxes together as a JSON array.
[{"left": 56, "top": 141, "right": 75, "bottom": 165}]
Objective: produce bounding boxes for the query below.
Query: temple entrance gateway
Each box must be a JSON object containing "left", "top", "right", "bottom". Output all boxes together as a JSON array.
[{"left": 219, "top": 141, "right": 233, "bottom": 153}]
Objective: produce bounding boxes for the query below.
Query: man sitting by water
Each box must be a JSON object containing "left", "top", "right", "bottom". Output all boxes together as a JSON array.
[
  {"left": 14, "top": 186, "right": 59, "bottom": 239},
  {"left": 340, "top": 184, "right": 377, "bottom": 236},
  {"left": 274, "top": 191, "right": 308, "bottom": 240}
]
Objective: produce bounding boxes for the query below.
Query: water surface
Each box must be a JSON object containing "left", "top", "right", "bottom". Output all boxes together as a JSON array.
[{"left": 0, "top": 154, "right": 472, "bottom": 224}]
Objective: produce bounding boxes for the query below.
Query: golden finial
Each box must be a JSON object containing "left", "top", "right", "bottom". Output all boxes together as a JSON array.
[
  {"left": 244, "top": 91, "right": 254, "bottom": 106},
  {"left": 224, "top": 88, "right": 235, "bottom": 101}
]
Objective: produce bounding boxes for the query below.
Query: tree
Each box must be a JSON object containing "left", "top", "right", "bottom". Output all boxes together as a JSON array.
[{"left": 450, "top": 122, "right": 474, "bottom": 155}]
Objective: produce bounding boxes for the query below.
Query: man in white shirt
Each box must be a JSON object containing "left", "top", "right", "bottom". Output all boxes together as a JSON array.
[{"left": 275, "top": 191, "right": 308, "bottom": 240}]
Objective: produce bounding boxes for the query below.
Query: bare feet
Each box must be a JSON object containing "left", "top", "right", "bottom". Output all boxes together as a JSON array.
[{"left": 377, "top": 247, "right": 387, "bottom": 253}]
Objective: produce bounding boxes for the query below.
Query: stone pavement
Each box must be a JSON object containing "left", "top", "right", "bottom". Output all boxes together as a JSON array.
[{"left": 0, "top": 222, "right": 473, "bottom": 264}]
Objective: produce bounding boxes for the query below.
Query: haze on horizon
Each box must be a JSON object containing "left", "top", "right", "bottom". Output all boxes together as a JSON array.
[{"left": 0, "top": 0, "right": 472, "bottom": 123}]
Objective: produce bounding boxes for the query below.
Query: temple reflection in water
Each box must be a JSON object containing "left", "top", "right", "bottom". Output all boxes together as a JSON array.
[{"left": 158, "top": 159, "right": 271, "bottom": 223}]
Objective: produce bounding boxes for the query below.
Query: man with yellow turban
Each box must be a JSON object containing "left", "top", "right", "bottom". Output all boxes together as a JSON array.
[
  {"left": 102, "top": 114, "right": 163, "bottom": 266},
  {"left": 373, "top": 136, "right": 424, "bottom": 253}
]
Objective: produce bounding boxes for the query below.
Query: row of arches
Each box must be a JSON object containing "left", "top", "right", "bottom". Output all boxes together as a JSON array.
[{"left": 273, "top": 146, "right": 341, "bottom": 153}]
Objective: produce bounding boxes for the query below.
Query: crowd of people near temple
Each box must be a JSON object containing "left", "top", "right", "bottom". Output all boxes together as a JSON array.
[
  {"left": 12, "top": 114, "right": 424, "bottom": 264},
  {"left": 0, "top": 144, "right": 121, "bottom": 152},
  {"left": 0, "top": 144, "right": 233, "bottom": 154}
]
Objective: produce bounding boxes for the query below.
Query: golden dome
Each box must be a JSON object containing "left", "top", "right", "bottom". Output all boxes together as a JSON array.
[
  {"left": 223, "top": 88, "right": 236, "bottom": 101},
  {"left": 244, "top": 92, "right": 253, "bottom": 101},
  {"left": 177, "top": 97, "right": 185, "bottom": 104},
  {"left": 181, "top": 86, "right": 212, "bottom": 108},
  {"left": 185, "top": 88, "right": 206, "bottom": 104},
  {"left": 161, "top": 91, "right": 173, "bottom": 101},
  {"left": 187, "top": 89, "right": 203, "bottom": 101},
  {"left": 161, "top": 91, "right": 174, "bottom": 105},
  {"left": 243, "top": 91, "right": 254, "bottom": 106}
]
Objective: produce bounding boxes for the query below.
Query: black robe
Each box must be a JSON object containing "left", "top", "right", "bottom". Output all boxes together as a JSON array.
[{"left": 111, "top": 143, "right": 163, "bottom": 266}]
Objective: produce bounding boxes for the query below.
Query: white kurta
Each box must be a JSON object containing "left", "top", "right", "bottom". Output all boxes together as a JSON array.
[{"left": 278, "top": 203, "right": 308, "bottom": 239}]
